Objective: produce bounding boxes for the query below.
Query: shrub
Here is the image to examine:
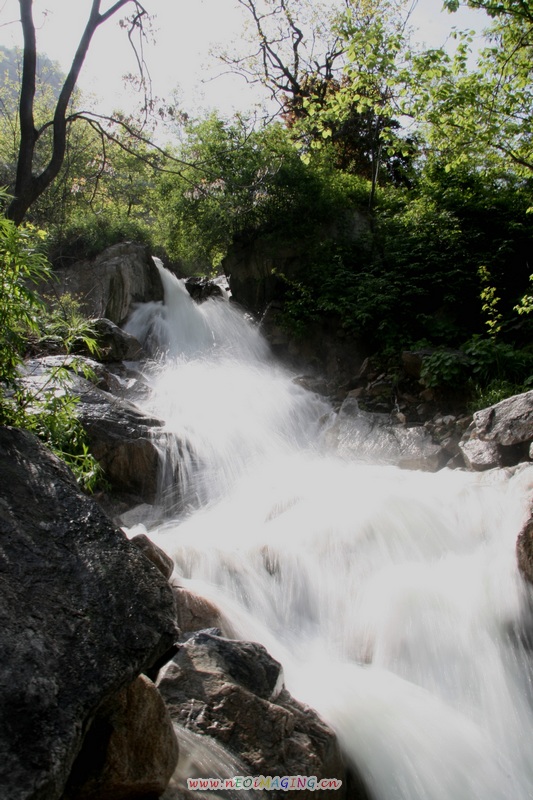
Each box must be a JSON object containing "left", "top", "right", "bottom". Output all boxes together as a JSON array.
[
  {"left": 0, "top": 203, "right": 103, "bottom": 491},
  {"left": 46, "top": 212, "right": 154, "bottom": 266}
]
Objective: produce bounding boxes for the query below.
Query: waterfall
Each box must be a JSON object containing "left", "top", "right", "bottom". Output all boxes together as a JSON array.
[{"left": 126, "top": 265, "right": 533, "bottom": 800}]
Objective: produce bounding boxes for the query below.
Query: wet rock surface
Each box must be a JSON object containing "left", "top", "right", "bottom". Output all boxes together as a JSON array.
[
  {"left": 158, "top": 631, "right": 368, "bottom": 800},
  {"left": 0, "top": 427, "right": 178, "bottom": 800}
]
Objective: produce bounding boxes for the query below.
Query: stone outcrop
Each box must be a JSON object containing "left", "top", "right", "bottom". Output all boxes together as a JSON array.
[
  {"left": 459, "top": 390, "right": 533, "bottom": 471},
  {"left": 223, "top": 236, "right": 294, "bottom": 314},
  {"left": 517, "top": 515, "right": 533, "bottom": 585},
  {"left": 184, "top": 276, "right": 227, "bottom": 303},
  {"left": 49, "top": 242, "right": 164, "bottom": 325},
  {"left": 91, "top": 318, "right": 147, "bottom": 363},
  {"left": 223, "top": 212, "right": 369, "bottom": 318},
  {"left": 326, "top": 396, "right": 446, "bottom": 471},
  {"left": 262, "top": 304, "right": 367, "bottom": 386},
  {"left": 0, "top": 426, "right": 178, "bottom": 800},
  {"left": 512, "top": 465, "right": 533, "bottom": 587},
  {"left": 21, "top": 357, "right": 166, "bottom": 506},
  {"left": 158, "top": 630, "right": 368, "bottom": 800},
  {"left": 76, "top": 383, "right": 165, "bottom": 504}
]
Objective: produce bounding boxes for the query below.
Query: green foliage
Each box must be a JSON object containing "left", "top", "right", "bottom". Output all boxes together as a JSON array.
[
  {"left": 421, "top": 336, "right": 533, "bottom": 395},
  {"left": 158, "top": 116, "right": 371, "bottom": 272},
  {"left": 468, "top": 378, "right": 533, "bottom": 412},
  {"left": 478, "top": 265, "right": 503, "bottom": 337},
  {"left": 515, "top": 274, "right": 533, "bottom": 316},
  {"left": 420, "top": 348, "right": 470, "bottom": 389},
  {"left": 0, "top": 203, "right": 103, "bottom": 491},
  {"left": 37, "top": 292, "right": 100, "bottom": 357},
  {"left": 13, "top": 368, "right": 104, "bottom": 493},
  {"left": 407, "top": 6, "right": 533, "bottom": 178},
  {"left": 47, "top": 210, "right": 154, "bottom": 265},
  {"left": 0, "top": 213, "right": 50, "bottom": 388},
  {"left": 0, "top": 46, "right": 67, "bottom": 190}
]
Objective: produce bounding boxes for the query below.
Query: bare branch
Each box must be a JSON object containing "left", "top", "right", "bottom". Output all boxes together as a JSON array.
[{"left": 221, "top": 0, "right": 346, "bottom": 115}]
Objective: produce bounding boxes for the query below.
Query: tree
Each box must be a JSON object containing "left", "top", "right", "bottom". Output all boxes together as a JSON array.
[
  {"left": 6, "top": 0, "right": 150, "bottom": 225},
  {"left": 302, "top": 0, "right": 416, "bottom": 204},
  {"left": 407, "top": 1, "right": 533, "bottom": 178},
  {"left": 218, "top": 0, "right": 347, "bottom": 116}
]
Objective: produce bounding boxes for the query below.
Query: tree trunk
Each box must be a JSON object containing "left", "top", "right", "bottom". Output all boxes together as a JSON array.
[{"left": 6, "top": 0, "right": 144, "bottom": 225}]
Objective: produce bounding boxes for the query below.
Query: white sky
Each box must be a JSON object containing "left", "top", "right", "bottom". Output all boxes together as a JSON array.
[{"left": 0, "top": 0, "right": 487, "bottom": 120}]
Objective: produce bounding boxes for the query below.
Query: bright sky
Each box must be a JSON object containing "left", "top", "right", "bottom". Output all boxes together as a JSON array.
[{"left": 0, "top": 0, "right": 487, "bottom": 120}]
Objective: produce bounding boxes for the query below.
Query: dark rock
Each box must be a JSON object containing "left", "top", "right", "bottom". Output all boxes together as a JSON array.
[
  {"left": 63, "top": 674, "right": 178, "bottom": 800},
  {"left": 92, "top": 318, "right": 146, "bottom": 363},
  {"left": 78, "top": 390, "right": 165, "bottom": 504},
  {"left": 184, "top": 276, "right": 227, "bottom": 303},
  {"left": 0, "top": 426, "right": 178, "bottom": 800},
  {"left": 157, "top": 632, "right": 364, "bottom": 800},
  {"left": 162, "top": 631, "right": 282, "bottom": 703},
  {"left": 20, "top": 357, "right": 166, "bottom": 504},
  {"left": 517, "top": 515, "right": 533, "bottom": 584},
  {"left": 401, "top": 350, "right": 425, "bottom": 380}
]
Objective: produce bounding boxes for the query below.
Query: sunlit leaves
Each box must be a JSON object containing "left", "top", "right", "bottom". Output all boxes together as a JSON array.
[{"left": 409, "top": 4, "right": 533, "bottom": 177}]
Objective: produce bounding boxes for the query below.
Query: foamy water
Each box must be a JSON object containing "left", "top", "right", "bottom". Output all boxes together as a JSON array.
[{"left": 126, "top": 264, "right": 533, "bottom": 800}]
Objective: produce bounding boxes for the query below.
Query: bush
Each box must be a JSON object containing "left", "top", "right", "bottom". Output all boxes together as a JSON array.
[
  {"left": 420, "top": 336, "right": 533, "bottom": 401},
  {"left": 0, "top": 206, "right": 103, "bottom": 491},
  {"left": 46, "top": 212, "right": 154, "bottom": 266}
]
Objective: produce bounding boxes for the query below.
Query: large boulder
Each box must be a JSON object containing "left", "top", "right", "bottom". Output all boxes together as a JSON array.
[
  {"left": 158, "top": 631, "right": 367, "bottom": 800},
  {"left": 0, "top": 426, "right": 178, "bottom": 800},
  {"left": 91, "top": 318, "right": 147, "bottom": 363},
  {"left": 49, "top": 243, "right": 164, "bottom": 325},
  {"left": 459, "top": 390, "right": 533, "bottom": 471},
  {"left": 326, "top": 396, "right": 445, "bottom": 471}
]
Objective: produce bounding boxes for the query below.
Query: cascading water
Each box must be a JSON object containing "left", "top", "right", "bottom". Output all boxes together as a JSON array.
[{"left": 126, "top": 264, "right": 533, "bottom": 800}]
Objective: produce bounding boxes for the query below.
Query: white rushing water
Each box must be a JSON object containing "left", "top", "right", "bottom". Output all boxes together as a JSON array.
[{"left": 126, "top": 265, "right": 533, "bottom": 800}]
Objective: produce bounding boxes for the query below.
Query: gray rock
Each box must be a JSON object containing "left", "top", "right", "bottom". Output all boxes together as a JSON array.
[
  {"left": 327, "top": 397, "right": 445, "bottom": 471},
  {"left": 472, "top": 390, "right": 533, "bottom": 446},
  {"left": 49, "top": 243, "right": 164, "bottom": 325},
  {"left": 0, "top": 426, "right": 178, "bottom": 800},
  {"left": 459, "top": 436, "right": 502, "bottom": 471},
  {"left": 458, "top": 390, "right": 533, "bottom": 471}
]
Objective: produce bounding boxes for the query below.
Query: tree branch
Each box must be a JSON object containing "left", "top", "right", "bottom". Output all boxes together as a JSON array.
[{"left": 7, "top": 0, "right": 150, "bottom": 224}]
